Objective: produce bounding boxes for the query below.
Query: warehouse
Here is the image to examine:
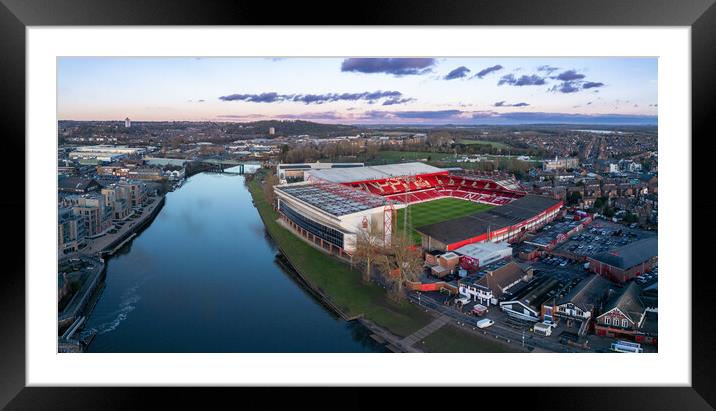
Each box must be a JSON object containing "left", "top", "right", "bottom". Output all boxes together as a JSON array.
[
  {"left": 274, "top": 181, "right": 402, "bottom": 255},
  {"left": 587, "top": 237, "right": 658, "bottom": 283},
  {"left": 415, "top": 195, "right": 563, "bottom": 251}
]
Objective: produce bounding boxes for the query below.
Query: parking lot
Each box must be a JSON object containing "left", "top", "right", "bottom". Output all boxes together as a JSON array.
[{"left": 553, "top": 220, "right": 656, "bottom": 260}]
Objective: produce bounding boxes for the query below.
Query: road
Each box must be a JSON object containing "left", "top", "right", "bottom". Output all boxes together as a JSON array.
[{"left": 408, "top": 292, "right": 588, "bottom": 353}]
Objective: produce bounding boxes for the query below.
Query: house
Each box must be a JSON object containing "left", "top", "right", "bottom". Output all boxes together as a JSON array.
[
  {"left": 458, "top": 261, "right": 533, "bottom": 306},
  {"left": 636, "top": 310, "right": 658, "bottom": 345},
  {"left": 594, "top": 282, "right": 646, "bottom": 340},
  {"left": 542, "top": 275, "right": 612, "bottom": 333},
  {"left": 500, "top": 276, "right": 561, "bottom": 322}
]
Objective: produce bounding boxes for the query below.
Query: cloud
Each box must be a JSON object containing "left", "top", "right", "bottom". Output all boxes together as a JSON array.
[
  {"left": 340, "top": 58, "right": 436, "bottom": 76},
  {"left": 444, "top": 66, "right": 471, "bottom": 80},
  {"left": 381, "top": 97, "right": 415, "bottom": 106},
  {"left": 550, "top": 81, "right": 581, "bottom": 93},
  {"left": 475, "top": 64, "right": 503, "bottom": 78},
  {"left": 219, "top": 92, "right": 282, "bottom": 103},
  {"left": 547, "top": 70, "right": 606, "bottom": 93},
  {"left": 554, "top": 69, "right": 586, "bottom": 81},
  {"left": 537, "top": 65, "right": 560, "bottom": 75},
  {"left": 582, "top": 81, "right": 605, "bottom": 89},
  {"left": 218, "top": 90, "right": 413, "bottom": 105},
  {"left": 494, "top": 101, "right": 530, "bottom": 107},
  {"left": 498, "top": 74, "right": 546, "bottom": 86}
]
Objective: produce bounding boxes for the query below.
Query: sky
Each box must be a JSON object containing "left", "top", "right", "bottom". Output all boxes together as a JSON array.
[{"left": 57, "top": 57, "right": 658, "bottom": 125}]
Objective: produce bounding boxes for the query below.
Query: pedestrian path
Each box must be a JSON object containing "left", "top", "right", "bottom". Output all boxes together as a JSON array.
[{"left": 400, "top": 315, "right": 450, "bottom": 348}]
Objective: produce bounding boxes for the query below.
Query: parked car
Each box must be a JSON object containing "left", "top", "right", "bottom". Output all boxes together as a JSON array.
[{"left": 476, "top": 318, "right": 494, "bottom": 329}]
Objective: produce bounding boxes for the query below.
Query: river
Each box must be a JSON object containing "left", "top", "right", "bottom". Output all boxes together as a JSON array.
[{"left": 84, "top": 166, "right": 386, "bottom": 352}]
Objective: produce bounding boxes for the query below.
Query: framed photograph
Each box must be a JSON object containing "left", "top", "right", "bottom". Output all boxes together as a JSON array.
[{"left": 2, "top": 0, "right": 713, "bottom": 409}]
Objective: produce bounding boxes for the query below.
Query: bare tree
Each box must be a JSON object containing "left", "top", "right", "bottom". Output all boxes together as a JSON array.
[
  {"left": 352, "top": 218, "right": 384, "bottom": 284},
  {"left": 377, "top": 232, "right": 424, "bottom": 301},
  {"left": 262, "top": 171, "right": 280, "bottom": 208}
]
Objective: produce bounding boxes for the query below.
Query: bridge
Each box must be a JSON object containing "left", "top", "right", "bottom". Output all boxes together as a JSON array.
[{"left": 199, "top": 159, "right": 260, "bottom": 174}]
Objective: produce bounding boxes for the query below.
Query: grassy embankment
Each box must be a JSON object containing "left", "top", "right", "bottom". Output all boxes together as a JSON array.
[
  {"left": 248, "top": 172, "right": 433, "bottom": 337},
  {"left": 395, "top": 198, "right": 493, "bottom": 244},
  {"left": 422, "top": 324, "right": 512, "bottom": 353}
]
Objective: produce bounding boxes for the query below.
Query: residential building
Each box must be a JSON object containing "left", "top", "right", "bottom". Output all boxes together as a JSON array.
[
  {"left": 594, "top": 282, "right": 646, "bottom": 340},
  {"left": 500, "top": 276, "right": 561, "bottom": 322},
  {"left": 58, "top": 207, "right": 85, "bottom": 253},
  {"left": 65, "top": 194, "right": 113, "bottom": 237},
  {"left": 542, "top": 275, "right": 612, "bottom": 333},
  {"left": 458, "top": 261, "right": 533, "bottom": 306},
  {"left": 101, "top": 184, "right": 132, "bottom": 220}
]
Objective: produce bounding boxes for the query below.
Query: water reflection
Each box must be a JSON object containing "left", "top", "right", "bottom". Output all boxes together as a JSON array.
[{"left": 84, "top": 170, "right": 386, "bottom": 353}]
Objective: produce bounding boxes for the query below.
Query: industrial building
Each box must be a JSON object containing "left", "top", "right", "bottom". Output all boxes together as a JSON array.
[
  {"left": 69, "top": 145, "right": 146, "bottom": 163},
  {"left": 588, "top": 237, "right": 658, "bottom": 283}
]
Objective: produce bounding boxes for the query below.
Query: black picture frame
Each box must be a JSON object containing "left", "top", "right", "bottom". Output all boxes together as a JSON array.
[{"left": 1, "top": 0, "right": 712, "bottom": 409}]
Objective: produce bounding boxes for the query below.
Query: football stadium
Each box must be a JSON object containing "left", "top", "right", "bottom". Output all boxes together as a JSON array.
[{"left": 274, "top": 162, "right": 563, "bottom": 256}]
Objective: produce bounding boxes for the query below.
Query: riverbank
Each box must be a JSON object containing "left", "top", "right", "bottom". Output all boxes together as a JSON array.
[
  {"left": 248, "top": 173, "right": 435, "bottom": 339},
  {"left": 78, "top": 195, "right": 166, "bottom": 257},
  {"left": 248, "top": 170, "right": 526, "bottom": 352}
]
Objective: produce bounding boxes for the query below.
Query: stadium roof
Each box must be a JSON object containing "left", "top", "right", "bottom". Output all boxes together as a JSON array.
[
  {"left": 415, "top": 195, "right": 562, "bottom": 245},
  {"left": 275, "top": 182, "right": 391, "bottom": 217},
  {"left": 590, "top": 237, "right": 658, "bottom": 269},
  {"left": 305, "top": 162, "right": 445, "bottom": 183}
]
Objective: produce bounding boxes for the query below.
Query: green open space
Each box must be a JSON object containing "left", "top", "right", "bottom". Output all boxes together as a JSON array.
[
  {"left": 248, "top": 171, "right": 434, "bottom": 338},
  {"left": 369, "top": 151, "right": 456, "bottom": 164},
  {"left": 458, "top": 139, "right": 511, "bottom": 149},
  {"left": 396, "top": 198, "right": 493, "bottom": 244},
  {"left": 422, "top": 324, "right": 514, "bottom": 353}
]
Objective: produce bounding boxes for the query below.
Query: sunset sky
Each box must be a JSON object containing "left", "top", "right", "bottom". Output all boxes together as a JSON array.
[{"left": 58, "top": 57, "right": 657, "bottom": 125}]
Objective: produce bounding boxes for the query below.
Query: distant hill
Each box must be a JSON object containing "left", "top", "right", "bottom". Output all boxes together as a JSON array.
[{"left": 222, "top": 120, "right": 360, "bottom": 138}]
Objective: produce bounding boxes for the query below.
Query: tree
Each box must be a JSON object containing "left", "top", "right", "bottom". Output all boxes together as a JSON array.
[
  {"left": 352, "top": 218, "right": 384, "bottom": 284},
  {"left": 566, "top": 191, "right": 582, "bottom": 206},
  {"left": 262, "top": 171, "right": 280, "bottom": 207},
  {"left": 623, "top": 212, "right": 638, "bottom": 224},
  {"left": 376, "top": 233, "right": 424, "bottom": 301}
]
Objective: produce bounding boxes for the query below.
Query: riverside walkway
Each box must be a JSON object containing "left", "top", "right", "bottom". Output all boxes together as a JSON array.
[{"left": 399, "top": 315, "right": 450, "bottom": 348}]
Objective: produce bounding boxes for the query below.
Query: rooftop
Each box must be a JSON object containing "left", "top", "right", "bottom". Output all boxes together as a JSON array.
[
  {"left": 304, "top": 162, "right": 445, "bottom": 183},
  {"left": 275, "top": 182, "right": 392, "bottom": 217},
  {"left": 590, "top": 237, "right": 658, "bottom": 269},
  {"left": 557, "top": 274, "right": 612, "bottom": 312},
  {"left": 601, "top": 282, "right": 644, "bottom": 323}
]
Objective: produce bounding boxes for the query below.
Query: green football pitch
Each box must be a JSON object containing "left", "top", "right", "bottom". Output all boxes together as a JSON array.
[{"left": 395, "top": 197, "right": 493, "bottom": 244}]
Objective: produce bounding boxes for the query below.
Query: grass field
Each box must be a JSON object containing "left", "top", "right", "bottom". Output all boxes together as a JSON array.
[
  {"left": 395, "top": 197, "right": 493, "bottom": 244},
  {"left": 369, "top": 151, "right": 456, "bottom": 164},
  {"left": 422, "top": 324, "right": 514, "bottom": 353},
  {"left": 458, "top": 139, "right": 511, "bottom": 149}
]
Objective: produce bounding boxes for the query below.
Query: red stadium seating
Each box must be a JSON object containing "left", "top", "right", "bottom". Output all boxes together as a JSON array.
[{"left": 344, "top": 173, "right": 526, "bottom": 206}]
